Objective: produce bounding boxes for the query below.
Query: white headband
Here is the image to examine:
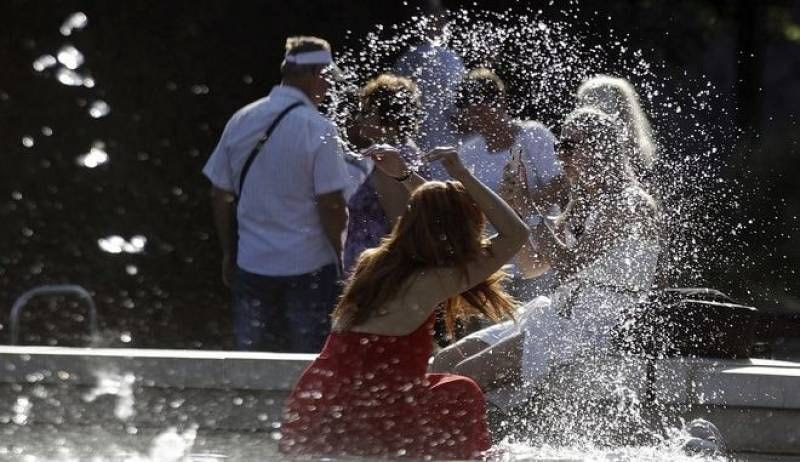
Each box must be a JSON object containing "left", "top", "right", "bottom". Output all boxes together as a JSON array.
[{"left": 284, "top": 49, "right": 333, "bottom": 65}]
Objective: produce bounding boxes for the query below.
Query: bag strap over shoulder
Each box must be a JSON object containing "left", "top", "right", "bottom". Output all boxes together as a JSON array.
[{"left": 237, "top": 101, "right": 304, "bottom": 198}]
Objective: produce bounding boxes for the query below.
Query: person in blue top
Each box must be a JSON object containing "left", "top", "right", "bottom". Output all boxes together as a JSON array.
[{"left": 203, "top": 36, "right": 352, "bottom": 352}]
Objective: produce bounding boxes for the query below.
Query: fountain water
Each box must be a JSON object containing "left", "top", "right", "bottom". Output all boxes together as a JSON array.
[{"left": 327, "top": 4, "right": 746, "bottom": 456}]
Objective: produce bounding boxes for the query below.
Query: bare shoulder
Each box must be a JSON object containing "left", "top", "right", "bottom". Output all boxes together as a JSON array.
[{"left": 347, "top": 272, "right": 439, "bottom": 335}]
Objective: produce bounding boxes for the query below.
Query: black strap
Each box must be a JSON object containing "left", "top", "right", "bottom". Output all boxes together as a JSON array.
[{"left": 237, "top": 101, "right": 303, "bottom": 198}]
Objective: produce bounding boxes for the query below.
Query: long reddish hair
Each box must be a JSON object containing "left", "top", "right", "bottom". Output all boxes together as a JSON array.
[{"left": 333, "top": 180, "right": 516, "bottom": 336}]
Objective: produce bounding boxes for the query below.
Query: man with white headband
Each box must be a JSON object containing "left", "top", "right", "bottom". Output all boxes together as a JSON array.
[{"left": 203, "top": 36, "right": 352, "bottom": 353}]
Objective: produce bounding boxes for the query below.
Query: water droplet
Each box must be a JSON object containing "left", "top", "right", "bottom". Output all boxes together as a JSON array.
[
  {"left": 98, "top": 235, "right": 147, "bottom": 254},
  {"left": 56, "top": 45, "right": 84, "bottom": 70},
  {"left": 12, "top": 397, "right": 31, "bottom": 425},
  {"left": 56, "top": 68, "right": 88, "bottom": 87},
  {"left": 32, "top": 54, "right": 57, "bottom": 72},
  {"left": 76, "top": 141, "right": 109, "bottom": 168},
  {"left": 60, "top": 12, "right": 88, "bottom": 36},
  {"left": 191, "top": 84, "right": 210, "bottom": 95},
  {"left": 88, "top": 100, "right": 110, "bottom": 118}
]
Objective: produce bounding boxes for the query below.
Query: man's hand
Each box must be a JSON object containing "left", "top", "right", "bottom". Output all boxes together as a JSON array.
[
  {"left": 222, "top": 253, "right": 234, "bottom": 288},
  {"left": 317, "top": 191, "right": 348, "bottom": 272},
  {"left": 423, "top": 146, "right": 469, "bottom": 179},
  {"left": 210, "top": 186, "right": 236, "bottom": 289}
]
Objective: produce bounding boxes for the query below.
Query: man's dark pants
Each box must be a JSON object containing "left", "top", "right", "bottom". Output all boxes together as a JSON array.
[{"left": 232, "top": 264, "right": 339, "bottom": 353}]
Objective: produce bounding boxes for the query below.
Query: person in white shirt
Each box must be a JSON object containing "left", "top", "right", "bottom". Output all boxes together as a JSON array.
[
  {"left": 394, "top": 9, "right": 466, "bottom": 176},
  {"left": 453, "top": 68, "right": 568, "bottom": 301},
  {"left": 203, "top": 36, "right": 351, "bottom": 352}
]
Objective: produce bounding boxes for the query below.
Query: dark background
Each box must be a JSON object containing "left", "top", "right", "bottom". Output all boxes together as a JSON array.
[{"left": 0, "top": 0, "right": 798, "bottom": 349}]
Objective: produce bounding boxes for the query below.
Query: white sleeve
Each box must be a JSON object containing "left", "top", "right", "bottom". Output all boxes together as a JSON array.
[
  {"left": 312, "top": 123, "right": 352, "bottom": 197},
  {"left": 202, "top": 117, "right": 236, "bottom": 192},
  {"left": 342, "top": 155, "right": 373, "bottom": 200}
]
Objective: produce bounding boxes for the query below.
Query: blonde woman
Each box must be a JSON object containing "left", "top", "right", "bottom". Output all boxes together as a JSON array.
[{"left": 576, "top": 74, "right": 656, "bottom": 181}]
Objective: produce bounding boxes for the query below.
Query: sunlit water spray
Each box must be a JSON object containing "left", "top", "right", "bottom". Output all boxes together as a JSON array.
[
  {"left": 331, "top": 5, "right": 740, "bottom": 285},
  {"left": 83, "top": 371, "right": 136, "bottom": 421},
  {"left": 327, "top": 4, "right": 741, "bottom": 459}
]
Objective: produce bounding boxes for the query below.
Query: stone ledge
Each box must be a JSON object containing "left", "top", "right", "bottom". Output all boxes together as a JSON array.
[{"left": 0, "top": 346, "right": 315, "bottom": 391}]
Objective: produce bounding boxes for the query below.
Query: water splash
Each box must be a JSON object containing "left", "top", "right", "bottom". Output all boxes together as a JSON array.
[
  {"left": 12, "top": 396, "right": 32, "bottom": 425},
  {"left": 330, "top": 3, "right": 740, "bottom": 455},
  {"left": 76, "top": 141, "right": 109, "bottom": 168},
  {"left": 147, "top": 426, "right": 198, "bottom": 462},
  {"left": 56, "top": 45, "right": 85, "bottom": 70},
  {"left": 88, "top": 100, "right": 111, "bottom": 118},
  {"left": 56, "top": 67, "right": 94, "bottom": 88},
  {"left": 83, "top": 371, "right": 136, "bottom": 420},
  {"left": 332, "top": 5, "right": 740, "bottom": 291},
  {"left": 97, "top": 235, "right": 147, "bottom": 254},
  {"left": 32, "top": 54, "right": 57, "bottom": 72}
]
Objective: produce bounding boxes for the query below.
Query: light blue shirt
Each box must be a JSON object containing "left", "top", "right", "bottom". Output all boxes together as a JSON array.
[{"left": 203, "top": 85, "right": 353, "bottom": 276}]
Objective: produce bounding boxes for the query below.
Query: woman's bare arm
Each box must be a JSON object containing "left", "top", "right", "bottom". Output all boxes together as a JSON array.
[
  {"left": 364, "top": 145, "right": 426, "bottom": 226},
  {"left": 371, "top": 169, "right": 410, "bottom": 226},
  {"left": 418, "top": 148, "right": 529, "bottom": 304}
]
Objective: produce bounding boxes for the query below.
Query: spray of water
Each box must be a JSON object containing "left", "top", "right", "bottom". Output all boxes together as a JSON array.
[
  {"left": 328, "top": 4, "right": 741, "bottom": 458},
  {"left": 83, "top": 370, "right": 136, "bottom": 420}
]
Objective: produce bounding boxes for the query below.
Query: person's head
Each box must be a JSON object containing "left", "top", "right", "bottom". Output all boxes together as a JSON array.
[
  {"left": 558, "top": 107, "right": 632, "bottom": 190},
  {"left": 576, "top": 75, "right": 656, "bottom": 177},
  {"left": 358, "top": 73, "right": 423, "bottom": 143},
  {"left": 332, "top": 181, "right": 516, "bottom": 336},
  {"left": 455, "top": 68, "right": 508, "bottom": 133},
  {"left": 280, "top": 36, "right": 336, "bottom": 106}
]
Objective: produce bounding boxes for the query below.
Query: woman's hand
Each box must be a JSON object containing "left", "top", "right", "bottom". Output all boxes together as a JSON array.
[
  {"left": 362, "top": 144, "right": 408, "bottom": 178},
  {"left": 222, "top": 252, "right": 234, "bottom": 288},
  {"left": 424, "top": 146, "right": 469, "bottom": 179}
]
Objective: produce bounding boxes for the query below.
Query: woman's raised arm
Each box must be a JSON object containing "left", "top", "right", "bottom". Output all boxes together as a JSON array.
[{"left": 417, "top": 147, "right": 529, "bottom": 303}]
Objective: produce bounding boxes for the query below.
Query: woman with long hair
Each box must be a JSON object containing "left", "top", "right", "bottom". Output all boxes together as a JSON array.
[
  {"left": 576, "top": 74, "right": 657, "bottom": 182},
  {"left": 279, "top": 146, "right": 529, "bottom": 459}
]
